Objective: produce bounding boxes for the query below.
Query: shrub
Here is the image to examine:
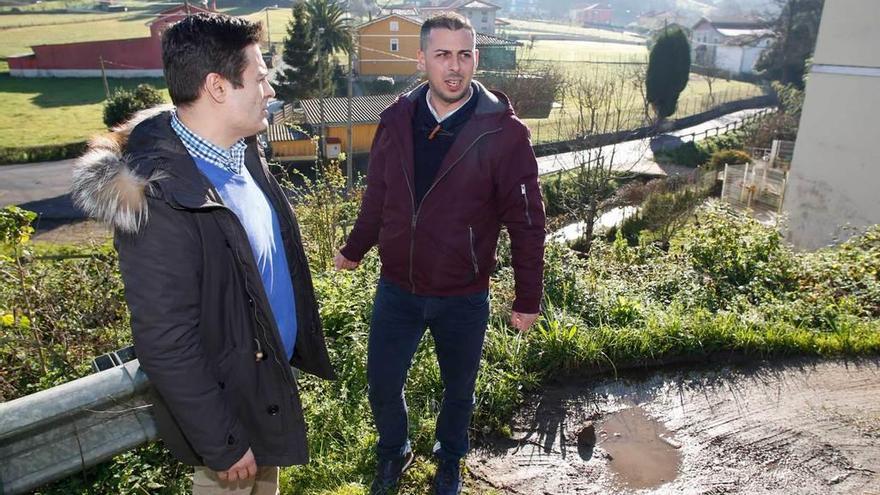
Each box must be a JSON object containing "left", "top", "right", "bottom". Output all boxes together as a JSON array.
[
  {"left": 646, "top": 26, "right": 691, "bottom": 119},
  {"left": 654, "top": 141, "right": 709, "bottom": 167},
  {"left": 103, "top": 84, "right": 164, "bottom": 129},
  {"left": 709, "top": 149, "right": 752, "bottom": 169},
  {"left": 0, "top": 141, "right": 88, "bottom": 165}
]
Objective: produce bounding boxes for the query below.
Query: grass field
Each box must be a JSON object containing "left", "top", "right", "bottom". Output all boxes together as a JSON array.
[
  {"left": 519, "top": 39, "right": 648, "bottom": 64},
  {"left": 503, "top": 18, "right": 646, "bottom": 44},
  {"left": 515, "top": 40, "right": 763, "bottom": 144},
  {"left": 0, "top": 74, "right": 167, "bottom": 147}
]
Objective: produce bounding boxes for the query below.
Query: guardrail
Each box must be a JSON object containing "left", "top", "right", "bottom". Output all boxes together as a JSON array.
[{"left": 0, "top": 360, "right": 156, "bottom": 495}]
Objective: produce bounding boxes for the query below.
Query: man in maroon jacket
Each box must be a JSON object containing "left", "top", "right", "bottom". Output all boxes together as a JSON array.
[{"left": 334, "top": 12, "right": 545, "bottom": 495}]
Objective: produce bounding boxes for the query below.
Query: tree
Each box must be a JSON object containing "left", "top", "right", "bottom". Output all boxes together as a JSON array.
[
  {"left": 305, "top": 0, "right": 353, "bottom": 56},
  {"left": 103, "top": 84, "right": 164, "bottom": 129},
  {"left": 546, "top": 70, "right": 647, "bottom": 252},
  {"left": 646, "top": 26, "right": 691, "bottom": 120},
  {"left": 273, "top": 1, "right": 323, "bottom": 102},
  {"left": 755, "top": 0, "right": 824, "bottom": 88}
]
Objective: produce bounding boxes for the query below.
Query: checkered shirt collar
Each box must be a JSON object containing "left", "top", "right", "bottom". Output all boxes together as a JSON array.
[{"left": 170, "top": 111, "right": 247, "bottom": 174}]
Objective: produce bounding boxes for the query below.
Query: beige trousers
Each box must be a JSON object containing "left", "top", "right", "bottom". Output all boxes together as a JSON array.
[{"left": 191, "top": 466, "right": 280, "bottom": 495}]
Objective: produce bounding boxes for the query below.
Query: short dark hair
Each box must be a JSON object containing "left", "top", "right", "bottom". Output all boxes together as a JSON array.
[
  {"left": 161, "top": 13, "right": 264, "bottom": 106},
  {"left": 420, "top": 12, "right": 475, "bottom": 51}
]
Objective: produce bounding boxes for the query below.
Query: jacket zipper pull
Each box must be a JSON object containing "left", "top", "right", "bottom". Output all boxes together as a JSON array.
[
  {"left": 411, "top": 214, "right": 417, "bottom": 229},
  {"left": 254, "top": 338, "right": 264, "bottom": 362},
  {"left": 521, "top": 183, "right": 533, "bottom": 226}
]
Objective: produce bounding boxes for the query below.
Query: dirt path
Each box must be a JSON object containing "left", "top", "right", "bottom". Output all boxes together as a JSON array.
[{"left": 469, "top": 357, "right": 880, "bottom": 494}]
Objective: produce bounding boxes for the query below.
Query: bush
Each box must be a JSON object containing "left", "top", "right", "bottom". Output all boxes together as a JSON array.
[
  {"left": 654, "top": 141, "right": 709, "bottom": 167},
  {"left": 0, "top": 141, "right": 88, "bottom": 165},
  {"left": 103, "top": 84, "right": 165, "bottom": 129},
  {"left": 709, "top": 149, "right": 752, "bottom": 169}
]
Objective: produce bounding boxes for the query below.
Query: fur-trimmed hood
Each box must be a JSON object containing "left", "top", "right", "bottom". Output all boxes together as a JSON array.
[{"left": 71, "top": 104, "right": 176, "bottom": 234}]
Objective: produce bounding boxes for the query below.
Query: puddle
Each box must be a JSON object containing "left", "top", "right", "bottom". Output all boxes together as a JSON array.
[{"left": 598, "top": 407, "right": 681, "bottom": 490}]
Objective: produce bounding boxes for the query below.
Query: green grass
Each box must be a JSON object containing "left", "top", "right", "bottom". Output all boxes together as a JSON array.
[
  {"left": 503, "top": 18, "right": 646, "bottom": 44},
  {"left": 0, "top": 73, "right": 167, "bottom": 147},
  {"left": 519, "top": 39, "right": 648, "bottom": 63}
]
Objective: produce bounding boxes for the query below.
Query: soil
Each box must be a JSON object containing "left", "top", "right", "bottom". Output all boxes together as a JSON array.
[{"left": 469, "top": 357, "right": 880, "bottom": 494}]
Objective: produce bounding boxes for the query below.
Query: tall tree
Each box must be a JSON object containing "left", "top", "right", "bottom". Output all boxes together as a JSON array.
[
  {"left": 646, "top": 26, "right": 691, "bottom": 120},
  {"left": 755, "top": 0, "right": 824, "bottom": 89},
  {"left": 273, "top": 1, "right": 323, "bottom": 102},
  {"left": 306, "top": 0, "right": 353, "bottom": 56}
]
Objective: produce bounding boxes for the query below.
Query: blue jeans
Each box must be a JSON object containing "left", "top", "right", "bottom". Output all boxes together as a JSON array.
[{"left": 367, "top": 277, "right": 490, "bottom": 462}]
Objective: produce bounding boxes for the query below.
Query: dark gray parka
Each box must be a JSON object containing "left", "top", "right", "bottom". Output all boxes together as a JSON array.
[{"left": 72, "top": 106, "right": 335, "bottom": 471}]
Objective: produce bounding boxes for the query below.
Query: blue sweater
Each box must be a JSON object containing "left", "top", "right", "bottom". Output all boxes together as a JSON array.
[{"left": 192, "top": 156, "right": 298, "bottom": 360}]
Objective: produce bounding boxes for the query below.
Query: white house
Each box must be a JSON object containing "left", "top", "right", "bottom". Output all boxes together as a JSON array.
[
  {"left": 690, "top": 17, "right": 773, "bottom": 75},
  {"left": 420, "top": 0, "right": 501, "bottom": 35}
]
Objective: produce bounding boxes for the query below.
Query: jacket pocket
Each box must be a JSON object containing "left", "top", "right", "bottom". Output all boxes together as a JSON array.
[
  {"left": 520, "top": 184, "right": 533, "bottom": 226},
  {"left": 468, "top": 225, "right": 480, "bottom": 281}
]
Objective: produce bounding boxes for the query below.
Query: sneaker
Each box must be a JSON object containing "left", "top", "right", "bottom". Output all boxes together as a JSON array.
[
  {"left": 370, "top": 450, "right": 414, "bottom": 495},
  {"left": 433, "top": 457, "right": 463, "bottom": 495}
]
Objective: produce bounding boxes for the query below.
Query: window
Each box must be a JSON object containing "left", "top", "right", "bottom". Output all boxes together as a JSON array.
[
  {"left": 482, "top": 13, "right": 488, "bottom": 23},
  {"left": 390, "top": 38, "right": 399, "bottom": 52},
  {"left": 390, "top": 21, "right": 399, "bottom": 32}
]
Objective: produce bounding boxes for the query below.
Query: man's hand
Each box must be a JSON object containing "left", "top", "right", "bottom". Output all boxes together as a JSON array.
[
  {"left": 334, "top": 251, "right": 359, "bottom": 271},
  {"left": 510, "top": 311, "right": 538, "bottom": 334},
  {"left": 217, "top": 448, "right": 257, "bottom": 482}
]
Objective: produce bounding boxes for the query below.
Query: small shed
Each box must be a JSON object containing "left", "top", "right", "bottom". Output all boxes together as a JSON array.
[{"left": 266, "top": 124, "right": 317, "bottom": 162}]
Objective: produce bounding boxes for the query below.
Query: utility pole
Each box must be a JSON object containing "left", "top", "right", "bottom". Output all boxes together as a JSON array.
[
  {"left": 265, "top": 7, "right": 271, "bottom": 47},
  {"left": 346, "top": 30, "right": 354, "bottom": 189},
  {"left": 99, "top": 56, "right": 110, "bottom": 99},
  {"left": 184, "top": 0, "right": 191, "bottom": 16},
  {"left": 317, "top": 27, "right": 326, "bottom": 161}
]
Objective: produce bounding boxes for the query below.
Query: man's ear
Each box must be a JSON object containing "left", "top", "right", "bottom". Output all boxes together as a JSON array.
[
  {"left": 203, "top": 72, "right": 228, "bottom": 104},
  {"left": 417, "top": 49, "right": 426, "bottom": 72},
  {"left": 473, "top": 47, "right": 480, "bottom": 71}
]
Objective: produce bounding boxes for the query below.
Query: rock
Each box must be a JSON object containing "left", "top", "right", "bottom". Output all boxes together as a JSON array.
[
  {"left": 577, "top": 421, "right": 597, "bottom": 447},
  {"left": 659, "top": 434, "right": 682, "bottom": 449}
]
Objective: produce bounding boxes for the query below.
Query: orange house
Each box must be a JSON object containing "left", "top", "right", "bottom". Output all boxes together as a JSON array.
[
  {"left": 356, "top": 13, "right": 519, "bottom": 77},
  {"left": 357, "top": 14, "right": 422, "bottom": 77}
]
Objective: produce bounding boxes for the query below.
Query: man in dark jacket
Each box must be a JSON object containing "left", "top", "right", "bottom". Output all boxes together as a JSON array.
[
  {"left": 334, "top": 12, "right": 545, "bottom": 495},
  {"left": 71, "top": 13, "right": 334, "bottom": 494}
]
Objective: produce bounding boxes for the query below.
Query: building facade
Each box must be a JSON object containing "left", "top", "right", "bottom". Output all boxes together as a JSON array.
[
  {"left": 690, "top": 17, "right": 773, "bottom": 75},
  {"left": 7, "top": 4, "right": 212, "bottom": 78},
  {"left": 781, "top": 0, "right": 880, "bottom": 249}
]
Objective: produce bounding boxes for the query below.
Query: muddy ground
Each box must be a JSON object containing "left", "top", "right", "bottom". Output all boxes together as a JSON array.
[{"left": 469, "top": 357, "right": 880, "bottom": 494}]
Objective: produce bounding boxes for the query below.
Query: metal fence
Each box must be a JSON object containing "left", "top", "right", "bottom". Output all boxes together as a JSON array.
[
  {"left": 529, "top": 87, "right": 766, "bottom": 145},
  {"left": 0, "top": 360, "right": 156, "bottom": 495},
  {"left": 720, "top": 162, "right": 788, "bottom": 214}
]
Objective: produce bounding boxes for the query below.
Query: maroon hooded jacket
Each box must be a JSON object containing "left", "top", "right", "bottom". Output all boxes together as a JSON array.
[{"left": 341, "top": 81, "right": 546, "bottom": 314}]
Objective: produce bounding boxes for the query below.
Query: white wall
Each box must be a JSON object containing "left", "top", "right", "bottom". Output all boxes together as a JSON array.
[
  {"left": 782, "top": 0, "right": 880, "bottom": 249},
  {"left": 715, "top": 45, "right": 744, "bottom": 73}
]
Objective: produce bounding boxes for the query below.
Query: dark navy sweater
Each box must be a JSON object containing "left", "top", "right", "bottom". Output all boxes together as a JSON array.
[{"left": 412, "top": 83, "right": 480, "bottom": 207}]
